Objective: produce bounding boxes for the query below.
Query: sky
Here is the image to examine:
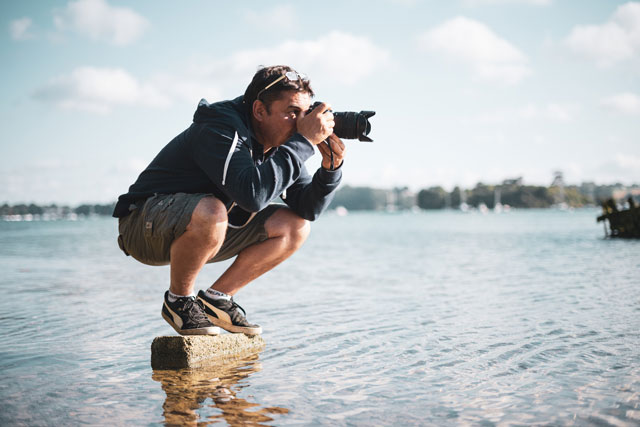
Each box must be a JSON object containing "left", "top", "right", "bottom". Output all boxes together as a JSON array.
[{"left": 1, "top": 0, "right": 639, "bottom": 205}]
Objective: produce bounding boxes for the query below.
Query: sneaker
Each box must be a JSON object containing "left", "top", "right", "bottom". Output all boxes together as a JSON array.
[
  {"left": 197, "top": 290, "right": 262, "bottom": 335},
  {"left": 162, "top": 291, "right": 221, "bottom": 336}
]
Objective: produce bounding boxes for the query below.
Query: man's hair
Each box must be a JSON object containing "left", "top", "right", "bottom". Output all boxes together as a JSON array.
[{"left": 244, "top": 65, "right": 314, "bottom": 112}]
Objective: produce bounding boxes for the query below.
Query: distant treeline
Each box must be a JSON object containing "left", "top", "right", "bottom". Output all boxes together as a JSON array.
[
  {"left": 1, "top": 203, "right": 116, "bottom": 217},
  {"left": 2, "top": 181, "right": 638, "bottom": 217},
  {"left": 330, "top": 181, "right": 639, "bottom": 211}
]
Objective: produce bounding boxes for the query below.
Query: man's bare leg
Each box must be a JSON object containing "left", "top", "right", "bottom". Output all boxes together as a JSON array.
[
  {"left": 210, "top": 207, "right": 310, "bottom": 295},
  {"left": 169, "top": 197, "right": 228, "bottom": 296}
]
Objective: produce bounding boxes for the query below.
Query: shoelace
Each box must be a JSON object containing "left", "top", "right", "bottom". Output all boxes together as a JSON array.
[
  {"left": 230, "top": 298, "right": 247, "bottom": 316},
  {"left": 231, "top": 298, "right": 247, "bottom": 318},
  {"left": 226, "top": 298, "right": 251, "bottom": 324},
  {"left": 181, "top": 297, "right": 210, "bottom": 324}
]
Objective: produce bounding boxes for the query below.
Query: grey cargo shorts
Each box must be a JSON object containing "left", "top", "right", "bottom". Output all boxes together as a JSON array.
[{"left": 117, "top": 193, "right": 282, "bottom": 266}]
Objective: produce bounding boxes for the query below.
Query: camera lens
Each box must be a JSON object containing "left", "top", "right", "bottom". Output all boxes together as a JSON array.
[{"left": 334, "top": 111, "right": 376, "bottom": 142}]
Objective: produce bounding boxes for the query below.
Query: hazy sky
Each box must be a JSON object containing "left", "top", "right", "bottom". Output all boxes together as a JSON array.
[{"left": 1, "top": 0, "right": 639, "bottom": 204}]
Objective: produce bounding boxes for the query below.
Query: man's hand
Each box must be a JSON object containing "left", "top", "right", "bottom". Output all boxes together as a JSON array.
[
  {"left": 297, "top": 102, "right": 334, "bottom": 145},
  {"left": 318, "top": 134, "right": 346, "bottom": 170}
]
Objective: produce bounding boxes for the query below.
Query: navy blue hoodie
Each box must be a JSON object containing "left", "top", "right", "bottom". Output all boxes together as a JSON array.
[{"left": 113, "top": 96, "right": 341, "bottom": 220}]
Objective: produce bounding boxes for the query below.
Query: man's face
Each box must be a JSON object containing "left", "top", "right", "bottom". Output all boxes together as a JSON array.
[{"left": 255, "top": 90, "right": 312, "bottom": 148}]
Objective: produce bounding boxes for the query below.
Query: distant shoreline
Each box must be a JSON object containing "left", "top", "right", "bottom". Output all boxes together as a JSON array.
[
  {"left": 0, "top": 205, "right": 612, "bottom": 223},
  {"left": 2, "top": 180, "right": 639, "bottom": 220}
]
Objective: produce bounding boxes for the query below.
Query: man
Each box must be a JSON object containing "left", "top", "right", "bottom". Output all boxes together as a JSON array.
[{"left": 113, "top": 65, "right": 345, "bottom": 336}]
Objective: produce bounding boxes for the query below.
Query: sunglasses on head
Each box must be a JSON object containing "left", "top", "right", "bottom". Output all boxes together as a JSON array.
[{"left": 256, "top": 71, "right": 308, "bottom": 102}]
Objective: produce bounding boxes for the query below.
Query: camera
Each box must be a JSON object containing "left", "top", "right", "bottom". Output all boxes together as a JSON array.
[{"left": 309, "top": 102, "right": 376, "bottom": 142}]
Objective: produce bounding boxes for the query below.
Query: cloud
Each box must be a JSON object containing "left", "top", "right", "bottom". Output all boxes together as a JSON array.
[
  {"left": 544, "top": 103, "right": 574, "bottom": 121},
  {"left": 53, "top": 0, "right": 149, "bottom": 45},
  {"left": 601, "top": 92, "right": 640, "bottom": 115},
  {"left": 564, "top": 2, "right": 640, "bottom": 67},
  {"left": 470, "top": 103, "right": 577, "bottom": 124},
  {"left": 244, "top": 5, "right": 298, "bottom": 32},
  {"left": 32, "top": 67, "right": 169, "bottom": 113},
  {"left": 31, "top": 32, "right": 387, "bottom": 113},
  {"left": 204, "top": 31, "right": 389, "bottom": 87},
  {"left": 146, "top": 72, "right": 222, "bottom": 105},
  {"left": 172, "top": 31, "right": 389, "bottom": 102},
  {"left": 9, "top": 17, "right": 35, "bottom": 40},
  {"left": 418, "top": 16, "right": 530, "bottom": 85},
  {"left": 464, "top": 0, "right": 551, "bottom": 5}
]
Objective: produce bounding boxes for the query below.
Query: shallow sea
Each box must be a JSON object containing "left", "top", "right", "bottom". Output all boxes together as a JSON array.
[{"left": 1, "top": 209, "right": 639, "bottom": 426}]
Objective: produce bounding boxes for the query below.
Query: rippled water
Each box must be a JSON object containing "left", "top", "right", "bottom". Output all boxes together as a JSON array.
[{"left": 1, "top": 209, "right": 639, "bottom": 425}]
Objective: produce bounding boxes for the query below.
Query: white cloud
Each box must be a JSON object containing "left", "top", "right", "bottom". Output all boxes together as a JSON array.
[
  {"left": 464, "top": 0, "right": 551, "bottom": 5},
  {"left": 32, "top": 67, "right": 169, "bottom": 113},
  {"left": 208, "top": 31, "right": 389, "bottom": 87},
  {"left": 564, "top": 2, "right": 640, "bottom": 67},
  {"left": 244, "top": 5, "right": 298, "bottom": 32},
  {"left": 144, "top": 31, "right": 388, "bottom": 105},
  {"left": 471, "top": 103, "right": 577, "bottom": 124},
  {"left": 418, "top": 16, "right": 530, "bottom": 85},
  {"left": 601, "top": 92, "right": 640, "bottom": 115},
  {"left": 542, "top": 103, "right": 574, "bottom": 121},
  {"left": 53, "top": 0, "right": 149, "bottom": 45},
  {"left": 9, "top": 17, "right": 35, "bottom": 40},
  {"left": 147, "top": 72, "right": 222, "bottom": 105},
  {"left": 520, "top": 103, "right": 575, "bottom": 121},
  {"left": 31, "top": 32, "right": 387, "bottom": 113},
  {"left": 175, "top": 31, "right": 389, "bottom": 102}
]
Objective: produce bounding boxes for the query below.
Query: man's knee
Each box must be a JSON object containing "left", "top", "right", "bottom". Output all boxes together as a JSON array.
[
  {"left": 288, "top": 214, "right": 311, "bottom": 246},
  {"left": 266, "top": 208, "right": 311, "bottom": 249},
  {"left": 187, "top": 197, "right": 228, "bottom": 235}
]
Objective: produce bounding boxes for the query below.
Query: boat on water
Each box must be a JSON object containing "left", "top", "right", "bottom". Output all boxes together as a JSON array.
[{"left": 597, "top": 198, "right": 640, "bottom": 238}]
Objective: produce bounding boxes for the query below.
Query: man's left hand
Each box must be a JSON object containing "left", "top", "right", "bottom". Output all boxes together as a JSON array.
[{"left": 318, "top": 134, "right": 346, "bottom": 171}]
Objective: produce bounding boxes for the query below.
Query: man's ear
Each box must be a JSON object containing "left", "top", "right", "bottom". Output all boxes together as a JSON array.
[{"left": 252, "top": 100, "right": 266, "bottom": 122}]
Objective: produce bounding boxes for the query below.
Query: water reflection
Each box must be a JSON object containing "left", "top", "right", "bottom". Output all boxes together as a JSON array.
[{"left": 152, "top": 353, "right": 289, "bottom": 426}]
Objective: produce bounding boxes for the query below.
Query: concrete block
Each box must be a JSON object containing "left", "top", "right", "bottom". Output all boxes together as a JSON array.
[{"left": 151, "top": 334, "right": 266, "bottom": 369}]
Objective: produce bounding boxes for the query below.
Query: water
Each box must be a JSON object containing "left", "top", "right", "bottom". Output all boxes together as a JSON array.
[{"left": 1, "top": 209, "right": 639, "bottom": 426}]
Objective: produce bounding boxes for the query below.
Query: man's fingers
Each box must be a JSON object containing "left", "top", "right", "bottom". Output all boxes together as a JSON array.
[
  {"left": 297, "top": 102, "right": 335, "bottom": 145},
  {"left": 318, "top": 135, "right": 345, "bottom": 170},
  {"left": 318, "top": 144, "right": 334, "bottom": 161},
  {"left": 318, "top": 135, "right": 346, "bottom": 159},
  {"left": 326, "top": 134, "right": 345, "bottom": 153},
  {"left": 317, "top": 142, "right": 330, "bottom": 156},
  {"left": 313, "top": 102, "right": 332, "bottom": 116},
  {"left": 325, "top": 118, "right": 335, "bottom": 130}
]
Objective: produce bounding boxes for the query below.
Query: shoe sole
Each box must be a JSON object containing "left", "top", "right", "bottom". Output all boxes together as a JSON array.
[
  {"left": 197, "top": 297, "right": 262, "bottom": 336},
  {"left": 161, "top": 309, "right": 221, "bottom": 336},
  {"left": 208, "top": 316, "right": 262, "bottom": 336}
]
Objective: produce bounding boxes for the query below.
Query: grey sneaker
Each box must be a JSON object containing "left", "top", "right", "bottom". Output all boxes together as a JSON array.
[
  {"left": 197, "top": 290, "right": 262, "bottom": 335},
  {"left": 161, "top": 291, "right": 221, "bottom": 336}
]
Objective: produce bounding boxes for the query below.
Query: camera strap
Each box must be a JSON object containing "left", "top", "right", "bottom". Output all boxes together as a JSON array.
[{"left": 325, "top": 139, "right": 335, "bottom": 171}]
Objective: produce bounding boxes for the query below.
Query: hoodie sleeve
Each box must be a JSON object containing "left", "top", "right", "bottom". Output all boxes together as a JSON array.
[
  {"left": 191, "top": 124, "right": 316, "bottom": 212},
  {"left": 281, "top": 165, "right": 342, "bottom": 221}
]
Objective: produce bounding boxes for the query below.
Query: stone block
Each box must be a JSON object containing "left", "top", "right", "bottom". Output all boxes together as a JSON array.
[{"left": 151, "top": 334, "right": 266, "bottom": 369}]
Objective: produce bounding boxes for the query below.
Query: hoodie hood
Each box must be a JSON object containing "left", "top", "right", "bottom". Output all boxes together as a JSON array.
[{"left": 193, "top": 96, "right": 249, "bottom": 127}]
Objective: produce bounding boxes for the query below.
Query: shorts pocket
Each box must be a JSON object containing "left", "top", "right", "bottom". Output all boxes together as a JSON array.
[
  {"left": 144, "top": 220, "right": 153, "bottom": 238},
  {"left": 142, "top": 195, "right": 175, "bottom": 238}
]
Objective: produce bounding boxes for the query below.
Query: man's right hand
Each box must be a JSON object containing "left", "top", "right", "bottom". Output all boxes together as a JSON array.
[{"left": 297, "top": 102, "right": 335, "bottom": 145}]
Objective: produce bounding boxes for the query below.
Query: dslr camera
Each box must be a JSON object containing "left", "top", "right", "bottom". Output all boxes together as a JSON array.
[{"left": 308, "top": 102, "right": 376, "bottom": 142}]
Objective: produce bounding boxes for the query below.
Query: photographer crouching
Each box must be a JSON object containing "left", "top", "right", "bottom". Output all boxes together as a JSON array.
[{"left": 113, "top": 65, "right": 345, "bottom": 336}]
